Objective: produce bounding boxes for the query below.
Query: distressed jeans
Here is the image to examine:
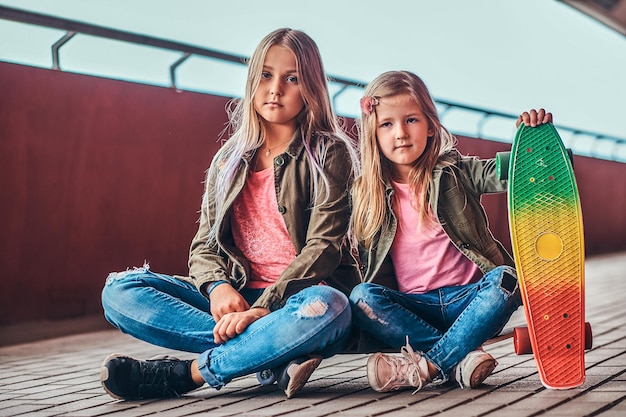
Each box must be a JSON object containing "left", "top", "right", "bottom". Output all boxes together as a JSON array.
[
  {"left": 101, "top": 266, "right": 352, "bottom": 389},
  {"left": 349, "top": 265, "right": 522, "bottom": 383}
]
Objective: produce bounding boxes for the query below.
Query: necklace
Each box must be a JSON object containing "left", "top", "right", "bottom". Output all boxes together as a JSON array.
[{"left": 263, "top": 137, "right": 292, "bottom": 157}]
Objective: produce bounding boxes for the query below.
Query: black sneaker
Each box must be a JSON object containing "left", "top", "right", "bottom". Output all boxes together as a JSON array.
[
  {"left": 100, "top": 354, "right": 200, "bottom": 400},
  {"left": 276, "top": 355, "right": 322, "bottom": 398}
]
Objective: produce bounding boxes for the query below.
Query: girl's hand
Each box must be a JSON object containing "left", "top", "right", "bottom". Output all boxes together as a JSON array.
[
  {"left": 213, "top": 308, "right": 270, "bottom": 344},
  {"left": 516, "top": 108, "right": 553, "bottom": 128},
  {"left": 209, "top": 283, "right": 250, "bottom": 322}
]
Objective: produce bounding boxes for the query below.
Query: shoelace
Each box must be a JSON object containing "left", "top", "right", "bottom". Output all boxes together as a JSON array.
[
  {"left": 139, "top": 360, "right": 181, "bottom": 398},
  {"left": 380, "top": 337, "right": 427, "bottom": 394}
]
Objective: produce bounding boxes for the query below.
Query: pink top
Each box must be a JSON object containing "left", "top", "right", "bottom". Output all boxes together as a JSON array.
[
  {"left": 231, "top": 167, "right": 296, "bottom": 288},
  {"left": 390, "top": 181, "right": 481, "bottom": 294}
]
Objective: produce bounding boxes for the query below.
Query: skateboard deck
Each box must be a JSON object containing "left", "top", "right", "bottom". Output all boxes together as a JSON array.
[{"left": 502, "top": 123, "right": 586, "bottom": 389}]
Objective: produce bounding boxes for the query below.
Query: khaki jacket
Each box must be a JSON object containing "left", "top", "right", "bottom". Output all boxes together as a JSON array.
[
  {"left": 177, "top": 132, "right": 360, "bottom": 311},
  {"left": 359, "top": 150, "right": 515, "bottom": 289}
]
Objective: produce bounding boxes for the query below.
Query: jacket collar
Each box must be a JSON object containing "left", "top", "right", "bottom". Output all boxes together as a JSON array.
[
  {"left": 381, "top": 149, "right": 461, "bottom": 212},
  {"left": 242, "top": 128, "right": 307, "bottom": 163}
]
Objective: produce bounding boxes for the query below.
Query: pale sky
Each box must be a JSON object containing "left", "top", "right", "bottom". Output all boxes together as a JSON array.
[{"left": 1, "top": 0, "right": 625, "bottom": 159}]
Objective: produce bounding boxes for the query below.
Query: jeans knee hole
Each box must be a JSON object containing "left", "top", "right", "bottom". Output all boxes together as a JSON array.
[
  {"left": 356, "top": 300, "right": 388, "bottom": 325},
  {"left": 298, "top": 299, "right": 328, "bottom": 318},
  {"left": 501, "top": 271, "right": 518, "bottom": 294},
  {"left": 105, "top": 263, "right": 150, "bottom": 284}
]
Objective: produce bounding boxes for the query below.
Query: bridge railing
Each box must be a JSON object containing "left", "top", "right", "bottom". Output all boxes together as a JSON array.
[{"left": 1, "top": 5, "right": 624, "bottom": 162}]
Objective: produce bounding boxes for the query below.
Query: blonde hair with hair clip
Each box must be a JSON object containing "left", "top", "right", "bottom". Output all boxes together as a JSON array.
[{"left": 352, "top": 71, "right": 456, "bottom": 247}]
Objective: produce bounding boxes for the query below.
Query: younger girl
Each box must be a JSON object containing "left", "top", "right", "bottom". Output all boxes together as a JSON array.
[
  {"left": 100, "top": 28, "right": 360, "bottom": 400},
  {"left": 350, "top": 70, "right": 552, "bottom": 392}
]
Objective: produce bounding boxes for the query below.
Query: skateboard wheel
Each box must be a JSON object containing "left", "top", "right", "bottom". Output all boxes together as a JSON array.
[
  {"left": 513, "top": 326, "right": 531, "bottom": 355},
  {"left": 585, "top": 322, "right": 593, "bottom": 350},
  {"left": 495, "top": 151, "right": 510, "bottom": 181},
  {"left": 513, "top": 322, "right": 592, "bottom": 355},
  {"left": 256, "top": 369, "right": 277, "bottom": 385}
]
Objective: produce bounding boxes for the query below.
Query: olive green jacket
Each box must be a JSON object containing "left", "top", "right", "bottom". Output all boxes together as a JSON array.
[
  {"left": 177, "top": 132, "right": 360, "bottom": 311},
  {"left": 359, "top": 150, "right": 515, "bottom": 289}
]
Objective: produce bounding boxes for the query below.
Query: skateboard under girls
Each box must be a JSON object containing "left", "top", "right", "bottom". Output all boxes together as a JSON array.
[{"left": 495, "top": 123, "right": 587, "bottom": 389}]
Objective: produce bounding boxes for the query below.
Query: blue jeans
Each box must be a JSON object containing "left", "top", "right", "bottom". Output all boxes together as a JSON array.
[
  {"left": 101, "top": 266, "right": 352, "bottom": 389},
  {"left": 349, "top": 265, "right": 521, "bottom": 384}
]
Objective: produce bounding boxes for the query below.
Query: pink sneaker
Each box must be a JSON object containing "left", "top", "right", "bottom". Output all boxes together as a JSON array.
[
  {"left": 277, "top": 355, "right": 323, "bottom": 398},
  {"left": 366, "top": 339, "right": 431, "bottom": 393}
]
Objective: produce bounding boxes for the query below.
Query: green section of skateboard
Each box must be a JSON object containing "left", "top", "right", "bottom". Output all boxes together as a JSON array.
[{"left": 509, "top": 124, "right": 580, "bottom": 217}]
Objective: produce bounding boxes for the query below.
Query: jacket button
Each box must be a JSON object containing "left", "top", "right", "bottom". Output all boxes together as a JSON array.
[
  {"left": 275, "top": 156, "right": 285, "bottom": 166},
  {"left": 278, "top": 205, "right": 286, "bottom": 214}
]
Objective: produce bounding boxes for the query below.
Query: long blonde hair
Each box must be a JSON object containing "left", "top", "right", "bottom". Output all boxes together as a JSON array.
[
  {"left": 207, "top": 28, "right": 358, "bottom": 241},
  {"left": 352, "top": 71, "right": 456, "bottom": 247}
]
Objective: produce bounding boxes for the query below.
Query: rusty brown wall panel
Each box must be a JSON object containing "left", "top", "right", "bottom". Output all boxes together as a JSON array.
[
  {"left": 0, "top": 62, "right": 228, "bottom": 325},
  {"left": 1, "top": 62, "right": 624, "bottom": 326}
]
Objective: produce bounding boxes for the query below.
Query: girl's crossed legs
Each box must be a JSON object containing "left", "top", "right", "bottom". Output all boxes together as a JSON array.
[
  {"left": 101, "top": 267, "right": 352, "bottom": 398},
  {"left": 350, "top": 266, "right": 522, "bottom": 390}
]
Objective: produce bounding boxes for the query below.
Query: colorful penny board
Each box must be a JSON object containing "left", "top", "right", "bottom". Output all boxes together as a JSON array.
[{"left": 496, "top": 123, "right": 586, "bottom": 389}]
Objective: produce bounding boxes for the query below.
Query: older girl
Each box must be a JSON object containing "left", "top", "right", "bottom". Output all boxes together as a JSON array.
[{"left": 100, "top": 28, "right": 359, "bottom": 400}]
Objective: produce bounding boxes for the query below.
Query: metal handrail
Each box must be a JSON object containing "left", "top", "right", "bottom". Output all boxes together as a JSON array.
[
  {"left": 0, "top": 6, "right": 365, "bottom": 90},
  {"left": 1, "top": 5, "right": 625, "bottom": 162}
]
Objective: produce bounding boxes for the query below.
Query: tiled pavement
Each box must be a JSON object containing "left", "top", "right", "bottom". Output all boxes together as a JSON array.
[{"left": 1, "top": 252, "right": 625, "bottom": 417}]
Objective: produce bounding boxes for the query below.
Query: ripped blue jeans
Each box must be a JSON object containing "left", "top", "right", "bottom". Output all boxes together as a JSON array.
[
  {"left": 102, "top": 267, "right": 352, "bottom": 389},
  {"left": 349, "top": 265, "right": 522, "bottom": 384}
]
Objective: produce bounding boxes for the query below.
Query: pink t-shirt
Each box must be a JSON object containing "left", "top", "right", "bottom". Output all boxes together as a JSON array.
[
  {"left": 390, "top": 181, "right": 481, "bottom": 294},
  {"left": 231, "top": 168, "right": 296, "bottom": 288}
]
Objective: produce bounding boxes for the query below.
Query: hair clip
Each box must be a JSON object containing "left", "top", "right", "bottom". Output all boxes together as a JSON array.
[{"left": 360, "top": 96, "right": 379, "bottom": 115}]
